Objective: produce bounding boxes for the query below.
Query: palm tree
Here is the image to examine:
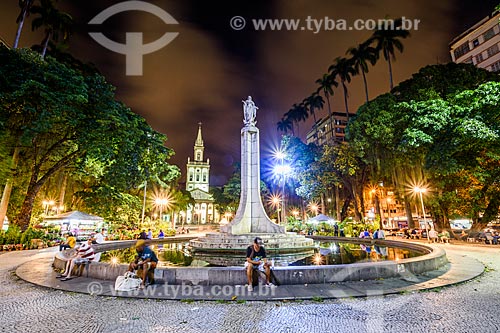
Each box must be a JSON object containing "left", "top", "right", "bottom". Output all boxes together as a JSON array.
[
  {"left": 315, "top": 73, "right": 338, "bottom": 141},
  {"left": 329, "top": 57, "right": 356, "bottom": 121},
  {"left": 277, "top": 117, "right": 293, "bottom": 135},
  {"left": 31, "top": 0, "right": 73, "bottom": 58},
  {"left": 368, "top": 18, "right": 410, "bottom": 90},
  {"left": 13, "top": 0, "right": 36, "bottom": 48},
  {"left": 285, "top": 103, "right": 308, "bottom": 135},
  {"left": 347, "top": 41, "right": 378, "bottom": 102},
  {"left": 303, "top": 93, "right": 325, "bottom": 140}
]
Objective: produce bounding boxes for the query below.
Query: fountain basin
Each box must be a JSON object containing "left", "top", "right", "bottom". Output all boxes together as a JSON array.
[{"left": 53, "top": 236, "right": 448, "bottom": 285}]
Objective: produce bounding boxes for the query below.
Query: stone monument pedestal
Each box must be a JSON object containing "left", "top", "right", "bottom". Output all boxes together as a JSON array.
[{"left": 190, "top": 96, "right": 313, "bottom": 263}]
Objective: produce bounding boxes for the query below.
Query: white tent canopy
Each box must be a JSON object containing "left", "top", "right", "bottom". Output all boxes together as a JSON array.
[
  {"left": 308, "top": 214, "right": 335, "bottom": 224},
  {"left": 43, "top": 211, "right": 104, "bottom": 238},
  {"left": 43, "top": 211, "right": 103, "bottom": 225}
]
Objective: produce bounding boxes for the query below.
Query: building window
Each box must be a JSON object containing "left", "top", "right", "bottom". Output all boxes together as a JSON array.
[
  {"left": 476, "top": 53, "right": 484, "bottom": 63},
  {"left": 483, "top": 27, "right": 496, "bottom": 41},
  {"left": 492, "top": 60, "right": 500, "bottom": 72},
  {"left": 486, "top": 44, "right": 499, "bottom": 57},
  {"left": 472, "top": 39, "right": 479, "bottom": 47},
  {"left": 463, "top": 57, "right": 473, "bottom": 64},
  {"left": 453, "top": 42, "right": 470, "bottom": 59},
  {"left": 196, "top": 152, "right": 201, "bottom": 160}
]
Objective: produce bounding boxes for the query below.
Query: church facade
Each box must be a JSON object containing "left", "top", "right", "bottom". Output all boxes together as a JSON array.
[{"left": 184, "top": 123, "right": 219, "bottom": 225}]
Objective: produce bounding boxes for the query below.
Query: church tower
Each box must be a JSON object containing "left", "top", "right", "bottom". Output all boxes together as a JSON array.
[
  {"left": 184, "top": 123, "right": 217, "bottom": 225},
  {"left": 186, "top": 123, "right": 210, "bottom": 192}
]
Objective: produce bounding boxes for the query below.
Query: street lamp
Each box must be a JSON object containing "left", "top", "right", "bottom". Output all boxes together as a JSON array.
[
  {"left": 413, "top": 186, "right": 429, "bottom": 241},
  {"left": 155, "top": 198, "right": 168, "bottom": 222},
  {"left": 309, "top": 202, "right": 319, "bottom": 216},
  {"left": 273, "top": 151, "right": 291, "bottom": 226},
  {"left": 270, "top": 194, "right": 281, "bottom": 224},
  {"left": 42, "top": 200, "right": 49, "bottom": 215}
]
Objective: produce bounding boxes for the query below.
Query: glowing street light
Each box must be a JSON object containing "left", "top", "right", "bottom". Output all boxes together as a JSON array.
[
  {"left": 413, "top": 186, "right": 429, "bottom": 242},
  {"left": 273, "top": 157, "right": 291, "bottom": 225},
  {"left": 42, "top": 199, "right": 56, "bottom": 215},
  {"left": 155, "top": 198, "right": 169, "bottom": 221},
  {"left": 269, "top": 194, "right": 282, "bottom": 224},
  {"left": 308, "top": 202, "right": 319, "bottom": 216}
]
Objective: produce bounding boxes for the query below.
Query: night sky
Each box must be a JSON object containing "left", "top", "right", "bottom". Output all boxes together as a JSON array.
[{"left": 1, "top": 0, "right": 498, "bottom": 185}]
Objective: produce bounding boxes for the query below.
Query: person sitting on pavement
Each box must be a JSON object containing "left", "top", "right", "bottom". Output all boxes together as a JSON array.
[
  {"left": 59, "top": 232, "right": 76, "bottom": 251},
  {"left": 158, "top": 229, "right": 165, "bottom": 239},
  {"left": 373, "top": 228, "right": 385, "bottom": 240},
  {"left": 438, "top": 230, "right": 450, "bottom": 243},
  {"left": 128, "top": 240, "right": 158, "bottom": 289},
  {"left": 404, "top": 229, "right": 411, "bottom": 239},
  {"left": 138, "top": 230, "right": 148, "bottom": 240},
  {"left": 57, "top": 239, "right": 95, "bottom": 281},
  {"left": 245, "top": 237, "right": 274, "bottom": 291},
  {"left": 492, "top": 232, "right": 499, "bottom": 245},
  {"left": 428, "top": 228, "right": 439, "bottom": 243},
  {"left": 411, "top": 229, "right": 418, "bottom": 239}
]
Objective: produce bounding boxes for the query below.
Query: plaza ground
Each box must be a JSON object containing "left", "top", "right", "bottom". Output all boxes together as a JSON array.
[{"left": 1, "top": 240, "right": 499, "bottom": 333}]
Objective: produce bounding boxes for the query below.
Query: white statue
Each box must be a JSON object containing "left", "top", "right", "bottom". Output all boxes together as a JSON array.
[{"left": 242, "top": 96, "right": 258, "bottom": 126}]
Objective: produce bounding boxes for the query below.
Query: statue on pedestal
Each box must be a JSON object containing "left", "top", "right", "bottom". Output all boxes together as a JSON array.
[{"left": 242, "top": 96, "right": 257, "bottom": 126}]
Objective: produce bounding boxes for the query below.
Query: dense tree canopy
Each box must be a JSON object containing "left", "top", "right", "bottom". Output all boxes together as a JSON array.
[{"left": 0, "top": 46, "right": 179, "bottom": 230}]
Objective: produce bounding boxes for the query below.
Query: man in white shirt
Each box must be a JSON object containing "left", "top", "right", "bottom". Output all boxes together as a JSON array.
[{"left": 91, "top": 230, "right": 105, "bottom": 244}]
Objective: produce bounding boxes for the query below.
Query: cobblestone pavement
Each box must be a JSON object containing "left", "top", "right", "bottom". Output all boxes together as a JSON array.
[{"left": 1, "top": 244, "right": 499, "bottom": 333}]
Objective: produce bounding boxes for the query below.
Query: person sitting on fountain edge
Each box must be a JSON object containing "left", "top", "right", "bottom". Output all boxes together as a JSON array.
[
  {"left": 128, "top": 240, "right": 158, "bottom": 289},
  {"left": 245, "top": 237, "right": 275, "bottom": 291}
]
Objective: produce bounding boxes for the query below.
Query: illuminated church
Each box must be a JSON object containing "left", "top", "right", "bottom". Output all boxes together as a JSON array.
[{"left": 184, "top": 123, "right": 219, "bottom": 225}]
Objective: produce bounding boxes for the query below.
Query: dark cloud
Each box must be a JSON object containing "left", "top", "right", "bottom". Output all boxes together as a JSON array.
[{"left": 1, "top": 0, "right": 498, "bottom": 185}]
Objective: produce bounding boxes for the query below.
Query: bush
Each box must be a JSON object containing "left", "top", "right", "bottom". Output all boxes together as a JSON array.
[
  {"left": 20, "top": 227, "right": 45, "bottom": 248},
  {"left": 4, "top": 224, "right": 21, "bottom": 245}
]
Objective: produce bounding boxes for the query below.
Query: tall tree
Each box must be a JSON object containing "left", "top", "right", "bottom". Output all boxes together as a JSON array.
[
  {"left": 285, "top": 103, "right": 308, "bottom": 135},
  {"left": 329, "top": 57, "right": 356, "bottom": 121},
  {"left": 303, "top": 93, "right": 325, "bottom": 140},
  {"left": 0, "top": 47, "right": 177, "bottom": 230},
  {"left": 368, "top": 18, "right": 410, "bottom": 90},
  {"left": 277, "top": 117, "right": 293, "bottom": 135},
  {"left": 315, "top": 74, "right": 338, "bottom": 142},
  {"left": 347, "top": 41, "right": 378, "bottom": 102},
  {"left": 13, "top": 0, "right": 36, "bottom": 48},
  {"left": 30, "top": 0, "right": 73, "bottom": 58}
]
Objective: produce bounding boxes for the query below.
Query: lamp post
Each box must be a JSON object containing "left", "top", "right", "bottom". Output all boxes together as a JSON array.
[
  {"left": 273, "top": 150, "right": 291, "bottom": 226},
  {"left": 270, "top": 195, "right": 281, "bottom": 224},
  {"left": 414, "top": 187, "right": 429, "bottom": 241},
  {"left": 309, "top": 203, "right": 319, "bottom": 216},
  {"left": 155, "top": 198, "right": 168, "bottom": 222},
  {"left": 42, "top": 200, "right": 49, "bottom": 215}
]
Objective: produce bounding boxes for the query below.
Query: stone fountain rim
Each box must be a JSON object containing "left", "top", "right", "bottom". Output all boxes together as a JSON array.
[{"left": 53, "top": 236, "right": 447, "bottom": 285}]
